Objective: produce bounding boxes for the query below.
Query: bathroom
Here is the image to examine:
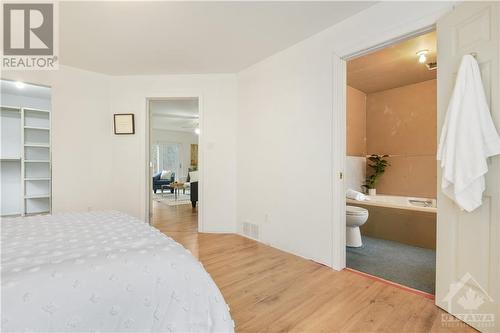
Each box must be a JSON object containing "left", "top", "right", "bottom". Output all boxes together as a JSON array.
[{"left": 345, "top": 31, "right": 437, "bottom": 295}]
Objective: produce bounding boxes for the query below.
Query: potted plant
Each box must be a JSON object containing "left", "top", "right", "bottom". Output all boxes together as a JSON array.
[{"left": 362, "top": 154, "right": 390, "bottom": 195}]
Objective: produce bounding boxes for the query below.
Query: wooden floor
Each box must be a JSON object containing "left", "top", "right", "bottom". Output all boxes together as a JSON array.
[{"left": 152, "top": 201, "right": 476, "bottom": 333}]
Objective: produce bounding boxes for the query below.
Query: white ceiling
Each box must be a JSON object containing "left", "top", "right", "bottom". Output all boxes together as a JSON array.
[
  {"left": 0, "top": 80, "right": 51, "bottom": 100},
  {"left": 151, "top": 98, "right": 199, "bottom": 132},
  {"left": 59, "top": 1, "right": 374, "bottom": 75}
]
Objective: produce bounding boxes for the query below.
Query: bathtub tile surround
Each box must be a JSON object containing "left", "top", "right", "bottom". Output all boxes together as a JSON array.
[
  {"left": 345, "top": 156, "right": 366, "bottom": 192},
  {"left": 347, "top": 86, "right": 367, "bottom": 157},
  {"left": 366, "top": 79, "right": 437, "bottom": 198},
  {"left": 357, "top": 201, "right": 436, "bottom": 250},
  {"left": 348, "top": 194, "right": 436, "bottom": 213},
  {"left": 346, "top": 80, "right": 436, "bottom": 198}
]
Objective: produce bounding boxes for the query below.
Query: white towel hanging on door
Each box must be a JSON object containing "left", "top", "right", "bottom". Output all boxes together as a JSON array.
[{"left": 437, "top": 54, "right": 500, "bottom": 212}]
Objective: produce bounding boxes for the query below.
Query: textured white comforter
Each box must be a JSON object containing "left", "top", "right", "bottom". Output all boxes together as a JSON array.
[{"left": 1, "top": 211, "right": 234, "bottom": 332}]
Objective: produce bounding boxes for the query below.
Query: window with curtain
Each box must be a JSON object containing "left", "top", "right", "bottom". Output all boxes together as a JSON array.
[{"left": 152, "top": 142, "right": 182, "bottom": 178}]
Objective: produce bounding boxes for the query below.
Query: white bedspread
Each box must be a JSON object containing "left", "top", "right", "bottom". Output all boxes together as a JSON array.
[{"left": 1, "top": 211, "right": 234, "bottom": 333}]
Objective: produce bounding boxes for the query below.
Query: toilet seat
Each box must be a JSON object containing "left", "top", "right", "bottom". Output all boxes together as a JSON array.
[{"left": 346, "top": 205, "right": 368, "bottom": 216}]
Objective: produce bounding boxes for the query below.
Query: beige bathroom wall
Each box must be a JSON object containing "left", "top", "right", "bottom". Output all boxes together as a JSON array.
[
  {"left": 366, "top": 79, "right": 437, "bottom": 198},
  {"left": 347, "top": 86, "right": 367, "bottom": 156}
]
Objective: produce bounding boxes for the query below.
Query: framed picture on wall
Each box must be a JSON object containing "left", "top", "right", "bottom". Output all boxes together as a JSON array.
[
  {"left": 114, "top": 113, "right": 135, "bottom": 134},
  {"left": 191, "top": 144, "right": 198, "bottom": 166}
]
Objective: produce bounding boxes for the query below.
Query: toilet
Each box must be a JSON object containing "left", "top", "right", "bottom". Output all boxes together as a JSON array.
[{"left": 346, "top": 205, "right": 369, "bottom": 247}]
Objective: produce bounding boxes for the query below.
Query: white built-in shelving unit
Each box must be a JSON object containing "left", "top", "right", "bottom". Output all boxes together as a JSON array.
[{"left": 1, "top": 83, "right": 52, "bottom": 216}]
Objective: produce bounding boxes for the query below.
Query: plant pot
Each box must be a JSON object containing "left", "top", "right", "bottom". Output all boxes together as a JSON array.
[{"left": 368, "top": 188, "right": 376, "bottom": 196}]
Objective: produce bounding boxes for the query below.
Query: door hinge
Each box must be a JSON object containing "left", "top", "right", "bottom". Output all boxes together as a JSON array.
[{"left": 339, "top": 172, "right": 343, "bottom": 180}]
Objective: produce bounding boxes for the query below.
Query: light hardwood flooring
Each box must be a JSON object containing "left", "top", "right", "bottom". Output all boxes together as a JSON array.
[{"left": 152, "top": 201, "right": 476, "bottom": 333}]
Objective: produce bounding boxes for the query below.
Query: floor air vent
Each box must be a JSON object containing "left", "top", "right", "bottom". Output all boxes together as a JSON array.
[{"left": 243, "top": 222, "right": 259, "bottom": 239}]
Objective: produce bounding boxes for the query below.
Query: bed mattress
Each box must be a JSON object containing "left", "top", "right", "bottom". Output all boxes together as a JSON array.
[{"left": 1, "top": 211, "right": 234, "bottom": 332}]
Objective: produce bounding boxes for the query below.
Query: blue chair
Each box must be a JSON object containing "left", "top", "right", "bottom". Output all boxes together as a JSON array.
[
  {"left": 190, "top": 181, "right": 198, "bottom": 208},
  {"left": 152, "top": 171, "right": 175, "bottom": 193}
]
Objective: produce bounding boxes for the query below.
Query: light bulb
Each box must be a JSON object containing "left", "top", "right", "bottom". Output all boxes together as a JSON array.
[
  {"left": 416, "top": 50, "right": 429, "bottom": 64},
  {"left": 194, "top": 128, "right": 200, "bottom": 135},
  {"left": 15, "top": 81, "right": 25, "bottom": 89}
]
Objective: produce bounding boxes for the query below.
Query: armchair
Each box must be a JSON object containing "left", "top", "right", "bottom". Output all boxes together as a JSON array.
[
  {"left": 190, "top": 181, "right": 198, "bottom": 208},
  {"left": 152, "top": 171, "right": 175, "bottom": 193},
  {"left": 188, "top": 170, "right": 199, "bottom": 208}
]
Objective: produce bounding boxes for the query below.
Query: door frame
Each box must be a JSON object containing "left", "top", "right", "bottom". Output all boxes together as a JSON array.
[
  {"left": 332, "top": 21, "right": 443, "bottom": 270},
  {"left": 145, "top": 95, "right": 204, "bottom": 231}
]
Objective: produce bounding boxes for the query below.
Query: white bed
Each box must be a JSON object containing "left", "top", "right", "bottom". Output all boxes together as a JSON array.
[{"left": 1, "top": 211, "right": 234, "bottom": 332}]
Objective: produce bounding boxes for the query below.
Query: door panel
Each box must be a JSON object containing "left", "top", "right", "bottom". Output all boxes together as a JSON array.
[{"left": 437, "top": 2, "right": 499, "bottom": 331}]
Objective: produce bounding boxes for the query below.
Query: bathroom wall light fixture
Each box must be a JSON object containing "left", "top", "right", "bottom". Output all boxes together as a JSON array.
[{"left": 416, "top": 50, "right": 429, "bottom": 63}]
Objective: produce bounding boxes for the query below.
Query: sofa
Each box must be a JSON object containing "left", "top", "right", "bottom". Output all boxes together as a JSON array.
[
  {"left": 190, "top": 181, "right": 198, "bottom": 208},
  {"left": 188, "top": 170, "right": 198, "bottom": 208},
  {"left": 152, "top": 171, "right": 175, "bottom": 193}
]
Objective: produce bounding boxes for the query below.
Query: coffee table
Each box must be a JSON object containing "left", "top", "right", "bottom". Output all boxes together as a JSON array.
[{"left": 169, "top": 182, "right": 185, "bottom": 200}]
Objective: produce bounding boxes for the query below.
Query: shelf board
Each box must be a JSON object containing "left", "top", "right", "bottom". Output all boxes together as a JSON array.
[
  {"left": 25, "top": 211, "right": 50, "bottom": 216},
  {"left": 25, "top": 194, "right": 50, "bottom": 199},
  {"left": 0, "top": 157, "right": 21, "bottom": 161},
  {"left": 24, "top": 107, "right": 50, "bottom": 113},
  {"left": 24, "top": 126, "right": 50, "bottom": 130},
  {"left": 24, "top": 160, "right": 50, "bottom": 163},
  {"left": 24, "top": 143, "right": 49, "bottom": 148},
  {"left": 1, "top": 106, "right": 21, "bottom": 112},
  {"left": 24, "top": 177, "right": 51, "bottom": 181},
  {"left": 0, "top": 212, "right": 22, "bottom": 217}
]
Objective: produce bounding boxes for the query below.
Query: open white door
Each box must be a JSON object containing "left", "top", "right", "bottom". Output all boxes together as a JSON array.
[{"left": 436, "top": 2, "right": 500, "bottom": 332}]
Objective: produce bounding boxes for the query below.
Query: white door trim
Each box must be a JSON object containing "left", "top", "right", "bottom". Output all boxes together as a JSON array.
[
  {"left": 145, "top": 95, "right": 204, "bottom": 232},
  {"left": 331, "top": 54, "right": 347, "bottom": 271},
  {"left": 342, "top": 25, "right": 435, "bottom": 62}
]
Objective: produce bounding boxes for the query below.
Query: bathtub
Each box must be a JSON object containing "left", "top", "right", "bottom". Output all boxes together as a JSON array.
[
  {"left": 347, "top": 194, "right": 436, "bottom": 249},
  {"left": 347, "top": 194, "right": 437, "bottom": 213}
]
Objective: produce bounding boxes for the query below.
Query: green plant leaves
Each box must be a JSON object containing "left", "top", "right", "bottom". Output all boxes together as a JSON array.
[{"left": 364, "top": 154, "right": 391, "bottom": 189}]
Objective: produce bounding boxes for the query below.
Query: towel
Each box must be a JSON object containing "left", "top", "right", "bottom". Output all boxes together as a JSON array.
[
  {"left": 437, "top": 55, "right": 500, "bottom": 212},
  {"left": 346, "top": 189, "right": 368, "bottom": 201}
]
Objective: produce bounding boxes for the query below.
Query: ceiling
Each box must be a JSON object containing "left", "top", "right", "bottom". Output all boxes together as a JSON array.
[
  {"left": 151, "top": 98, "right": 199, "bottom": 133},
  {"left": 0, "top": 80, "right": 51, "bottom": 100},
  {"left": 59, "top": 1, "right": 374, "bottom": 75},
  {"left": 347, "top": 31, "right": 437, "bottom": 93}
]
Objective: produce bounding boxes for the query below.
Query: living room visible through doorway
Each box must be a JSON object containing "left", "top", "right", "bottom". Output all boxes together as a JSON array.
[{"left": 148, "top": 98, "right": 200, "bottom": 230}]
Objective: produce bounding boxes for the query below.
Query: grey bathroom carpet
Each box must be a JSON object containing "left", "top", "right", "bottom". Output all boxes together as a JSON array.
[{"left": 346, "top": 236, "right": 436, "bottom": 294}]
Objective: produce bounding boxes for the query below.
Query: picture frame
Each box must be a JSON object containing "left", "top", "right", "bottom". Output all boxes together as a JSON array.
[
  {"left": 114, "top": 113, "right": 135, "bottom": 134},
  {"left": 191, "top": 143, "right": 198, "bottom": 167}
]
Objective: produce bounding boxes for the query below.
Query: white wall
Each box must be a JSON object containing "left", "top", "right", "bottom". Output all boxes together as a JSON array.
[
  {"left": 236, "top": 2, "right": 454, "bottom": 266},
  {"left": 109, "top": 74, "right": 238, "bottom": 232},
  {"left": 2, "top": 70, "right": 237, "bottom": 233},
  {"left": 1, "top": 66, "right": 113, "bottom": 213},
  {"left": 151, "top": 129, "right": 198, "bottom": 179},
  {"left": 1, "top": 2, "right": 456, "bottom": 251}
]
